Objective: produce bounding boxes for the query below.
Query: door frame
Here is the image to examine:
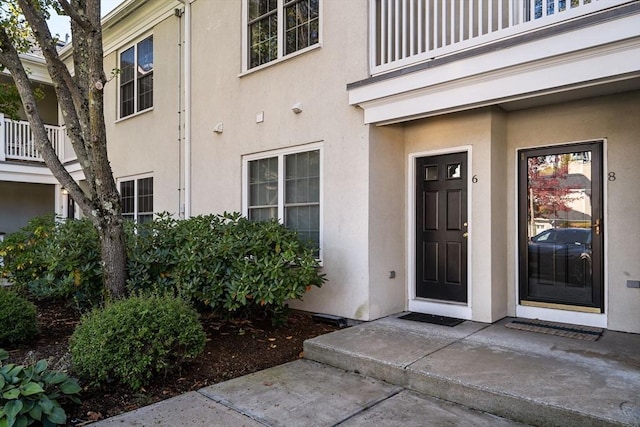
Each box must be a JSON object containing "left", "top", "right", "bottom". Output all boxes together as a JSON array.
[
  {"left": 514, "top": 139, "right": 608, "bottom": 328},
  {"left": 407, "top": 146, "right": 473, "bottom": 320}
]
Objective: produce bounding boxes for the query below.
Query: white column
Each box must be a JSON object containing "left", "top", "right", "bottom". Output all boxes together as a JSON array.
[
  {"left": 0, "top": 113, "right": 5, "bottom": 161},
  {"left": 54, "top": 184, "right": 64, "bottom": 220}
]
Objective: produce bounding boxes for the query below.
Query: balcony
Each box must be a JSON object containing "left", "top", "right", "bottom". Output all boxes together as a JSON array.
[
  {"left": 370, "top": 0, "right": 634, "bottom": 75},
  {"left": 350, "top": 0, "right": 640, "bottom": 124},
  {"left": 0, "top": 113, "right": 74, "bottom": 164}
]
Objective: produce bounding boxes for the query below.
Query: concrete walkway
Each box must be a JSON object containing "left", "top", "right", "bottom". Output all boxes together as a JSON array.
[{"left": 92, "top": 315, "right": 640, "bottom": 426}]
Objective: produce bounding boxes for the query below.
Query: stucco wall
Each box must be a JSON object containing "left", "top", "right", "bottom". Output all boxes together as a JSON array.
[
  {"left": 368, "top": 125, "right": 406, "bottom": 319},
  {"left": 507, "top": 91, "right": 640, "bottom": 333},
  {"left": 186, "top": 0, "right": 372, "bottom": 320},
  {"left": 102, "top": 12, "right": 182, "bottom": 217},
  {"left": 0, "top": 182, "right": 54, "bottom": 234}
]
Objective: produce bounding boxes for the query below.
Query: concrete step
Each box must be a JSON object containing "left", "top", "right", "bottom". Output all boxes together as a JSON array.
[{"left": 303, "top": 315, "right": 640, "bottom": 427}]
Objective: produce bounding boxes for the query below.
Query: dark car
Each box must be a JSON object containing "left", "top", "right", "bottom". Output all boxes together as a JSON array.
[{"left": 528, "top": 228, "right": 592, "bottom": 286}]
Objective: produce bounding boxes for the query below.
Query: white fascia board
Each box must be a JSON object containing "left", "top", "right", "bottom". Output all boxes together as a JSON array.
[
  {"left": 0, "top": 162, "right": 84, "bottom": 184},
  {"left": 360, "top": 38, "right": 639, "bottom": 124},
  {"left": 349, "top": 13, "right": 640, "bottom": 113}
]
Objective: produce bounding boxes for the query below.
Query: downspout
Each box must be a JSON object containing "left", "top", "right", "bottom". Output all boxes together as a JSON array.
[{"left": 179, "top": 0, "right": 192, "bottom": 219}]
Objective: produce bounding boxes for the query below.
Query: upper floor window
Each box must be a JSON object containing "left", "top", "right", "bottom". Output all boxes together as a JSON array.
[
  {"left": 119, "top": 35, "right": 153, "bottom": 118},
  {"left": 246, "top": 0, "right": 320, "bottom": 70},
  {"left": 120, "top": 176, "right": 153, "bottom": 223}
]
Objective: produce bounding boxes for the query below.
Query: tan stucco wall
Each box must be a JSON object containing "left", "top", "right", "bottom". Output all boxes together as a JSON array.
[
  {"left": 507, "top": 91, "right": 640, "bottom": 333},
  {"left": 103, "top": 12, "right": 182, "bottom": 217},
  {"left": 186, "top": 0, "right": 372, "bottom": 319},
  {"left": 0, "top": 182, "right": 54, "bottom": 234},
  {"left": 368, "top": 125, "right": 406, "bottom": 319}
]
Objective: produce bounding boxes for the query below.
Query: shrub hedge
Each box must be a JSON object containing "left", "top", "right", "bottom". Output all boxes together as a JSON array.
[{"left": 0, "top": 213, "right": 324, "bottom": 317}]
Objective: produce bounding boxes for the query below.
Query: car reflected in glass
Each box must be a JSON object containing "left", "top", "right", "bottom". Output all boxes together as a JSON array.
[{"left": 528, "top": 228, "right": 592, "bottom": 287}]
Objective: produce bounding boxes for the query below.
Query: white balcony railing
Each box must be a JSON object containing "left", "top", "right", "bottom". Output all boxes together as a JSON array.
[
  {"left": 370, "top": 0, "right": 632, "bottom": 74},
  {"left": 0, "top": 113, "right": 73, "bottom": 163}
]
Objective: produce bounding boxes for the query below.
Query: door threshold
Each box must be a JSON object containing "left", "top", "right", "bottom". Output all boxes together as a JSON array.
[
  {"left": 408, "top": 299, "right": 471, "bottom": 320},
  {"left": 516, "top": 304, "right": 606, "bottom": 329},
  {"left": 520, "top": 300, "right": 602, "bottom": 314}
]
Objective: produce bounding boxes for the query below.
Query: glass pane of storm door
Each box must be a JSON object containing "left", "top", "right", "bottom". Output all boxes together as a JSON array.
[{"left": 526, "top": 151, "right": 594, "bottom": 304}]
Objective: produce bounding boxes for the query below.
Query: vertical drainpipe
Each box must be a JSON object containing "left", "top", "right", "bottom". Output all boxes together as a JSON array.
[{"left": 179, "top": 0, "right": 192, "bottom": 219}]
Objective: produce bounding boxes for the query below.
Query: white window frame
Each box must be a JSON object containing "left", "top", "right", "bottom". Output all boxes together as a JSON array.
[
  {"left": 241, "top": 0, "right": 322, "bottom": 73},
  {"left": 242, "top": 143, "right": 323, "bottom": 260},
  {"left": 117, "top": 174, "right": 154, "bottom": 223},
  {"left": 117, "top": 33, "right": 154, "bottom": 120}
]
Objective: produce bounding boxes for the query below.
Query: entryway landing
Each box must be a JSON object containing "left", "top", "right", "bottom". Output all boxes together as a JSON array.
[{"left": 304, "top": 314, "right": 640, "bottom": 427}]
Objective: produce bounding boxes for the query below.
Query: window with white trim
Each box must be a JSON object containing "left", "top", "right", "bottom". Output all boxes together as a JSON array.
[
  {"left": 119, "top": 35, "right": 153, "bottom": 118},
  {"left": 245, "top": 0, "right": 320, "bottom": 70},
  {"left": 245, "top": 148, "right": 321, "bottom": 256},
  {"left": 120, "top": 176, "right": 153, "bottom": 223}
]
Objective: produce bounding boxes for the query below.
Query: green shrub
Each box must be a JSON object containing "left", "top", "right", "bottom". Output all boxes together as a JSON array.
[
  {"left": 0, "top": 216, "right": 102, "bottom": 309},
  {"left": 0, "top": 215, "right": 55, "bottom": 296},
  {"left": 70, "top": 294, "right": 206, "bottom": 391},
  {"left": 0, "top": 348, "right": 81, "bottom": 427},
  {"left": 0, "top": 288, "right": 37, "bottom": 345},
  {"left": 127, "top": 212, "right": 325, "bottom": 319},
  {"left": 1, "top": 212, "right": 325, "bottom": 317}
]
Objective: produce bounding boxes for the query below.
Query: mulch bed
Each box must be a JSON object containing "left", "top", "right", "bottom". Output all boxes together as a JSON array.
[{"left": 3, "top": 299, "right": 340, "bottom": 426}]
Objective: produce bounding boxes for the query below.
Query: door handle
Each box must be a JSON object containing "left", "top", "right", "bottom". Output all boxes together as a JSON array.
[
  {"left": 591, "top": 218, "right": 601, "bottom": 236},
  {"left": 462, "top": 232, "right": 469, "bottom": 238}
]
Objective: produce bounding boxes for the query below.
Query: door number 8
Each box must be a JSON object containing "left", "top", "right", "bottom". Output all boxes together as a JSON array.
[{"left": 608, "top": 172, "right": 616, "bottom": 181}]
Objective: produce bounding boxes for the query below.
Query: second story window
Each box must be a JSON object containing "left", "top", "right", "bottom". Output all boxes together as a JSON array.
[
  {"left": 119, "top": 35, "right": 153, "bottom": 118},
  {"left": 246, "top": 0, "right": 320, "bottom": 70}
]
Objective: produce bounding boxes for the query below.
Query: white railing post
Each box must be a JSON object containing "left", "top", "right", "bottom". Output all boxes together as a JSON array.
[{"left": 0, "top": 114, "right": 5, "bottom": 162}]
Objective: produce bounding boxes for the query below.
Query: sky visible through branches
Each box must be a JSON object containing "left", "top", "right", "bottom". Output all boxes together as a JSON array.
[{"left": 47, "top": 0, "right": 123, "bottom": 40}]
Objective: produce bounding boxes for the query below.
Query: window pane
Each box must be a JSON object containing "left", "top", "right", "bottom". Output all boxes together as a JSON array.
[
  {"left": 248, "top": 157, "right": 278, "bottom": 208},
  {"left": 120, "top": 82, "right": 134, "bottom": 118},
  {"left": 137, "top": 177, "right": 153, "bottom": 215},
  {"left": 284, "top": 0, "right": 319, "bottom": 55},
  {"left": 138, "top": 73, "right": 153, "bottom": 111},
  {"left": 120, "top": 47, "right": 135, "bottom": 84},
  {"left": 120, "top": 47, "right": 135, "bottom": 117},
  {"left": 120, "top": 180, "right": 134, "bottom": 215},
  {"left": 137, "top": 36, "right": 153, "bottom": 74}
]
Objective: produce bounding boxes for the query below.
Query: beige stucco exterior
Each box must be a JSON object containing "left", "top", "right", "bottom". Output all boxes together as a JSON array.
[{"left": 3, "top": 0, "right": 637, "bottom": 332}]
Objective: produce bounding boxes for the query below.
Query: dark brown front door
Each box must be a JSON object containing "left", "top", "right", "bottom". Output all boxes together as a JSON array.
[
  {"left": 518, "top": 142, "right": 604, "bottom": 311},
  {"left": 416, "top": 152, "right": 468, "bottom": 303}
]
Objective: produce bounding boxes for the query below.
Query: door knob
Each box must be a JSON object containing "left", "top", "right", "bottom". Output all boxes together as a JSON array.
[
  {"left": 462, "top": 232, "right": 469, "bottom": 238},
  {"left": 591, "top": 218, "right": 601, "bottom": 235}
]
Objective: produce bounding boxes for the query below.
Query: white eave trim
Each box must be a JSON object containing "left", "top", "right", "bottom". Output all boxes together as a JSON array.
[{"left": 349, "top": 13, "right": 640, "bottom": 125}]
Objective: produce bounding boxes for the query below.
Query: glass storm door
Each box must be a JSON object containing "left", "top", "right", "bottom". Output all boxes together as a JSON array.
[
  {"left": 518, "top": 142, "right": 604, "bottom": 311},
  {"left": 416, "top": 152, "right": 468, "bottom": 303}
]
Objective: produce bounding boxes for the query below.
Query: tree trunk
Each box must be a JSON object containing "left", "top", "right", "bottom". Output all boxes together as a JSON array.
[{"left": 98, "top": 216, "right": 127, "bottom": 300}]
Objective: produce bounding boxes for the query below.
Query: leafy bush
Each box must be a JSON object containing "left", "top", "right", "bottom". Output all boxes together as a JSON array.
[
  {"left": 0, "top": 288, "right": 37, "bottom": 345},
  {"left": 127, "top": 212, "right": 325, "bottom": 319},
  {"left": 0, "top": 348, "right": 81, "bottom": 427},
  {"left": 70, "top": 294, "right": 206, "bottom": 391},
  {"left": 0, "top": 212, "right": 325, "bottom": 317},
  {"left": 0, "top": 215, "right": 54, "bottom": 295},
  {"left": 0, "top": 216, "right": 102, "bottom": 309}
]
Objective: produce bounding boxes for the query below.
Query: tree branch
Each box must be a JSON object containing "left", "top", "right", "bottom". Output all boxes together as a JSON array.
[
  {"left": 0, "top": 26, "right": 93, "bottom": 216},
  {"left": 56, "top": 0, "right": 93, "bottom": 33}
]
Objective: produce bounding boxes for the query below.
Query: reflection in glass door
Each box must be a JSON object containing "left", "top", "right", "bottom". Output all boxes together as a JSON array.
[{"left": 519, "top": 142, "right": 603, "bottom": 311}]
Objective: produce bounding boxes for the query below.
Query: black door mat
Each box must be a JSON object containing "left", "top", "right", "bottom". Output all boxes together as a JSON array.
[
  {"left": 398, "top": 312, "right": 464, "bottom": 327},
  {"left": 506, "top": 319, "right": 603, "bottom": 341}
]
